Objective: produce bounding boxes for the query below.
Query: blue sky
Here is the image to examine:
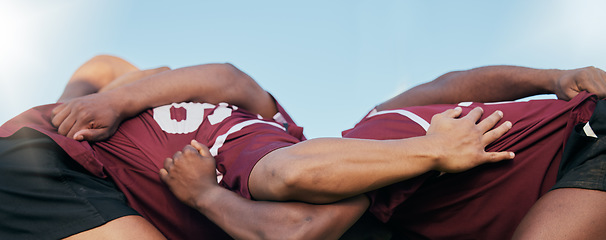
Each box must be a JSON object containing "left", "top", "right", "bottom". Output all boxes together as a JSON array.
[{"left": 1, "top": 0, "right": 606, "bottom": 138}]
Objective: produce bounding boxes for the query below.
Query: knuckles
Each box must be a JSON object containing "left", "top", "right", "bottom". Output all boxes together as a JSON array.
[
  {"left": 172, "top": 151, "right": 183, "bottom": 159},
  {"left": 182, "top": 145, "right": 199, "bottom": 155}
]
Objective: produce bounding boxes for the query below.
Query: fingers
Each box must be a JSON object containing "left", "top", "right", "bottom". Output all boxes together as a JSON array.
[
  {"left": 484, "top": 151, "right": 516, "bottom": 163},
  {"left": 476, "top": 110, "right": 503, "bottom": 132},
  {"left": 51, "top": 105, "right": 74, "bottom": 134},
  {"left": 168, "top": 145, "right": 202, "bottom": 166},
  {"left": 65, "top": 118, "right": 86, "bottom": 140},
  {"left": 471, "top": 109, "right": 512, "bottom": 146},
  {"left": 583, "top": 67, "right": 606, "bottom": 99},
  {"left": 57, "top": 113, "right": 78, "bottom": 138},
  {"left": 182, "top": 145, "right": 200, "bottom": 157},
  {"left": 50, "top": 104, "right": 67, "bottom": 126},
  {"left": 161, "top": 143, "right": 205, "bottom": 182},
  {"left": 560, "top": 67, "right": 606, "bottom": 100},
  {"left": 433, "top": 107, "right": 485, "bottom": 124},
  {"left": 51, "top": 103, "right": 89, "bottom": 140},
  {"left": 164, "top": 155, "right": 176, "bottom": 171},
  {"left": 442, "top": 107, "right": 463, "bottom": 118},
  {"left": 461, "top": 107, "right": 484, "bottom": 123},
  {"left": 160, "top": 158, "right": 174, "bottom": 183},
  {"left": 431, "top": 107, "right": 463, "bottom": 124},
  {"left": 190, "top": 139, "right": 211, "bottom": 156},
  {"left": 482, "top": 120, "right": 512, "bottom": 145},
  {"left": 159, "top": 168, "right": 169, "bottom": 180}
]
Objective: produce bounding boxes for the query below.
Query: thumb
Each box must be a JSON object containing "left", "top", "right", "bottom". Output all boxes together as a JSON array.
[
  {"left": 190, "top": 139, "right": 211, "bottom": 156},
  {"left": 74, "top": 129, "right": 110, "bottom": 142}
]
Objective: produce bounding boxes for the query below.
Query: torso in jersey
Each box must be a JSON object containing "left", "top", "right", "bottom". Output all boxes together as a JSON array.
[
  {"left": 343, "top": 92, "right": 596, "bottom": 240},
  {"left": 1, "top": 99, "right": 304, "bottom": 240}
]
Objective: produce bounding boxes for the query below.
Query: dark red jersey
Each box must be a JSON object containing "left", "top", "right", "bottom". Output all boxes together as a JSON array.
[
  {"left": 92, "top": 101, "right": 303, "bottom": 239},
  {"left": 342, "top": 92, "right": 597, "bottom": 240},
  {"left": 1, "top": 100, "right": 304, "bottom": 240}
]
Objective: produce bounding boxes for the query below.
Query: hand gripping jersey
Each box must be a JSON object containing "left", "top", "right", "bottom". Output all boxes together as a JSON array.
[
  {"left": 0, "top": 99, "right": 304, "bottom": 240},
  {"left": 342, "top": 92, "right": 597, "bottom": 240}
]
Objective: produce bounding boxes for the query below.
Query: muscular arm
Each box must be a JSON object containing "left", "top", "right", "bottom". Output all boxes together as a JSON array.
[
  {"left": 193, "top": 185, "right": 368, "bottom": 240},
  {"left": 99, "top": 63, "right": 277, "bottom": 119},
  {"left": 57, "top": 55, "right": 140, "bottom": 102},
  {"left": 377, "top": 65, "right": 606, "bottom": 110},
  {"left": 52, "top": 63, "right": 276, "bottom": 141},
  {"left": 160, "top": 108, "right": 513, "bottom": 237},
  {"left": 251, "top": 107, "right": 515, "bottom": 203},
  {"left": 160, "top": 141, "right": 368, "bottom": 240}
]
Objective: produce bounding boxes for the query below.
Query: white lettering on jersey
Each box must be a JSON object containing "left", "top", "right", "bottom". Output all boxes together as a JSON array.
[
  {"left": 208, "top": 103, "right": 233, "bottom": 125},
  {"left": 153, "top": 102, "right": 215, "bottom": 134},
  {"left": 366, "top": 109, "right": 430, "bottom": 132}
]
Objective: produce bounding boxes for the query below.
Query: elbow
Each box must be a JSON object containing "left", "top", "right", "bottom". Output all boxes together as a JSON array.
[
  {"left": 260, "top": 161, "right": 305, "bottom": 201},
  {"left": 434, "top": 70, "right": 464, "bottom": 84},
  {"left": 277, "top": 166, "right": 309, "bottom": 200},
  {"left": 218, "top": 62, "right": 249, "bottom": 86},
  {"left": 223, "top": 63, "right": 261, "bottom": 93},
  {"left": 219, "top": 62, "right": 239, "bottom": 75},
  {"left": 253, "top": 146, "right": 337, "bottom": 203},
  {"left": 265, "top": 159, "right": 332, "bottom": 203},
  {"left": 252, "top": 150, "right": 312, "bottom": 202},
  {"left": 215, "top": 62, "right": 260, "bottom": 97},
  {"left": 212, "top": 63, "right": 241, "bottom": 87},
  {"left": 196, "top": 63, "right": 245, "bottom": 90}
]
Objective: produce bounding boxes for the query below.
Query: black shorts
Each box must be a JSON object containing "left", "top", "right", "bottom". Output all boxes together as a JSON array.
[
  {"left": 553, "top": 100, "right": 606, "bottom": 191},
  {"left": 0, "top": 128, "right": 139, "bottom": 240}
]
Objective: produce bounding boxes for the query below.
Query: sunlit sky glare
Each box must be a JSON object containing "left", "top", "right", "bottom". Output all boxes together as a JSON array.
[{"left": 1, "top": 0, "right": 606, "bottom": 138}]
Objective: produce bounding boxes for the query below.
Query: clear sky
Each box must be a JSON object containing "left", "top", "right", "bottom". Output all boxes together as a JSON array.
[{"left": 1, "top": 0, "right": 606, "bottom": 138}]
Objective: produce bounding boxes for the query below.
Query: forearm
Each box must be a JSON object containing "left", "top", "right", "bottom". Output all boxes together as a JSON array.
[
  {"left": 377, "top": 65, "right": 560, "bottom": 110},
  {"left": 195, "top": 186, "right": 368, "bottom": 240},
  {"left": 160, "top": 142, "right": 368, "bottom": 239},
  {"left": 250, "top": 137, "right": 439, "bottom": 203},
  {"left": 251, "top": 108, "right": 513, "bottom": 203},
  {"left": 106, "top": 63, "right": 276, "bottom": 119},
  {"left": 57, "top": 55, "right": 138, "bottom": 103},
  {"left": 58, "top": 81, "right": 100, "bottom": 103}
]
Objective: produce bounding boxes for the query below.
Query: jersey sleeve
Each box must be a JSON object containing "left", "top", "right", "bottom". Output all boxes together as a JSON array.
[
  {"left": 269, "top": 92, "right": 305, "bottom": 140},
  {"left": 214, "top": 122, "right": 301, "bottom": 199},
  {"left": 212, "top": 95, "right": 305, "bottom": 199}
]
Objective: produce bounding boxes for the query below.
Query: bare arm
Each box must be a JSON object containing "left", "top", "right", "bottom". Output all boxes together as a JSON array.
[
  {"left": 99, "top": 63, "right": 277, "bottom": 118},
  {"left": 251, "top": 107, "right": 514, "bottom": 203},
  {"left": 377, "top": 65, "right": 606, "bottom": 110},
  {"left": 160, "top": 141, "right": 368, "bottom": 240},
  {"left": 160, "top": 107, "right": 513, "bottom": 238},
  {"left": 57, "top": 55, "right": 140, "bottom": 102},
  {"left": 52, "top": 63, "right": 276, "bottom": 141},
  {"left": 197, "top": 189, "right": 368, "bottom": 240}
]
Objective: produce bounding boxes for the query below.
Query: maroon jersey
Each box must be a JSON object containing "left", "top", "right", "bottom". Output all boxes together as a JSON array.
[
  {"left": 342, "top": 92, "right": 597, "bottom": 240},
  {"left": 1, "top": 100, "right": 304, "bottom": 240},
  {"left": 0, "top": 105, "right": 103, "bottom": 176}
]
